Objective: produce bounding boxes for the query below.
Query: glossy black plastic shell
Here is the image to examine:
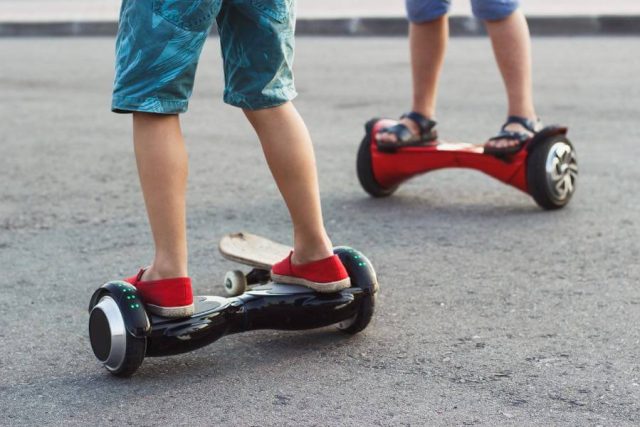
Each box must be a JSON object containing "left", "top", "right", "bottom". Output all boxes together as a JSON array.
[
  {"left": 88, "top": 247, "right": 378, "bottom": 358},
  {"left": 144, "top": 299, "right": 239, "bottom": 357},
  {"left": 145, "top": 290, "right": 365, "bottom": 357},
  {"left": 143, "top": 247, "right": 378, "bottom": 357},
  {"left": 88, "top": 281, "right": 151, "bottom": 338}
]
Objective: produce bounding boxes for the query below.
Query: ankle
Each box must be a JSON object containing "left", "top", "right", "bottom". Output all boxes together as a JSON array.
[
  {"left": 142, "top": 260, "right": 188, "bottom": 281},
  {"left": 292, "top": 231, "right": 333, "bottom": 264},
  {"left": 507, "top": 108, "right": 536, "bottom": 121},
  {"left": 410, "top": 103, "right": 435, "bottom": 120},
  {"left": 292, "top": 247, "right": 334, "bottom": 265}
]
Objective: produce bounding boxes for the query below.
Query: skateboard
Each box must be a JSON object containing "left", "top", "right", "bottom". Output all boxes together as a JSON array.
[{"left": 218, "top": 232, "right": 292, "bottom": 296}]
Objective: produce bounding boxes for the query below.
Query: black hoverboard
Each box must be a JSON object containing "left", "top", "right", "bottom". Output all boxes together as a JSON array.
[{"left": 88, "top": 247, "right": 378, "bottom": 377}]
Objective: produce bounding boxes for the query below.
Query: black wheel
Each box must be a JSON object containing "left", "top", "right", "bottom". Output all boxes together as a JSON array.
[
  {"left": 89, "top": 295, "right": 146, "bottom": 377},
  {"left": 356, "top": 130, "right": 398, "bottom": 198},
  {"left": 334, "top": 247, "right": 378, "bottom": 335},
  {"left": 527, "top": 135, "right": 578, "bottom": 210},
  {"left": 336, "top": 293, "right": 375, "bottom": 335}
]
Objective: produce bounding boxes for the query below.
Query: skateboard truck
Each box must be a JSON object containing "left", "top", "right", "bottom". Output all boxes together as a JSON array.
[
  {"left": 87, "top": 243, "right": 378, "bottom": 377},
  {"left": 223, "top": 268, "right": 270, "bottom": 296},
  {"left": 219, "top": 231, "right": 290, "bottom": 297},
  {"left": 357, "top": 118, "right": 578, "bottom": 210}
]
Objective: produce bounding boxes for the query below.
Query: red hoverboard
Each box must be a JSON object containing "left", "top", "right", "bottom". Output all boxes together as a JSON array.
[{"left": 357, "top": 118, "right": 578, "bottom": 210}]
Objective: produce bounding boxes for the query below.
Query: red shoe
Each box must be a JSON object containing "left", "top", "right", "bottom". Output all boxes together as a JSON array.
[
  {"left": 271, "top": 252, "right": 351, "bottom": 293},
  {"left": 125, "top": 269, "right": 194, "bottom": 318}
]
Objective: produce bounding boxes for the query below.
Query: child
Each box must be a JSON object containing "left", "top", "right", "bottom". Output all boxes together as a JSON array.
[
  {"left": 113, "top": 0, "right": 350, "bottom": 318},
  {"left": 376, "top": 0, "right": 543, "bottom": 155}
]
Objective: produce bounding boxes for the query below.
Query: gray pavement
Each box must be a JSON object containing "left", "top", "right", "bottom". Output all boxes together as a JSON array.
[{"left": 1, "top": 36, "right": 640, "bottom": 425}]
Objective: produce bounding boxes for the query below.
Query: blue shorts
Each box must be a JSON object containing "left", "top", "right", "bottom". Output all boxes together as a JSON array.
[
  {"left": 112, "top": 0, "right": 297, "bottom": 114},
  {"left": 406, "top": 0, "right": 519, "bottom": 23}
]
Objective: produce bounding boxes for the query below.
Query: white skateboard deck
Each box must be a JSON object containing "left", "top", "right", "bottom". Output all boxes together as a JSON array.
[{"left": 219, "top": 232, "right": 292, "bottom": 270}]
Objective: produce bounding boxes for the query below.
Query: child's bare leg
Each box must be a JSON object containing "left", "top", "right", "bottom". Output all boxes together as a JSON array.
[
  {"left": 485, "top": 10, "right": 538, "bottom": 149},
  {"left": 377, "top": 15, "right": 448, "bottom": 143},
  {"left": 409, "top": 16, "right": 448, "bottom": 121},
  {"left": 132, "top": 113, "right": 188, "bottom": 280},
  {"left": 243, "top": 102, "right": 333, "bottom": 265}
]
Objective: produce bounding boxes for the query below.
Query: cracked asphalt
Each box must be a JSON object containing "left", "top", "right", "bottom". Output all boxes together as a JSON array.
[{"left": 1, "top": 36, "right": 639, "bottom": 426}]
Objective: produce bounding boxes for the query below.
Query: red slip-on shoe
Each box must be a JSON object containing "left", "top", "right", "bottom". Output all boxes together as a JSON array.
[
  {"left": 271, "top": 252, "right": 351, "bottom": 293},
  {"left": 125, "top": 269, "right": 194, "bottom": 318}
]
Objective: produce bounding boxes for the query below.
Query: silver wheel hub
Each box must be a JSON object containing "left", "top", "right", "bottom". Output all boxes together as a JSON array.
[
  {"left": 90, "top": 296, "right": 127, "bottom": 372},
  {"left": 545, "top": 141, "right": 578, "bottom": 201},
  {"left": 337, "top": 315, "right": 357, "bottom": 329}
]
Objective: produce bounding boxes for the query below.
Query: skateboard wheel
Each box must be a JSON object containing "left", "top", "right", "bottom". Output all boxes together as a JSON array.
[
  {"left": 527, "top": 135, "right": 578, "bottom": 210},
  {"left": 223, "top": 270, "right": 247, "bottom": 297}
]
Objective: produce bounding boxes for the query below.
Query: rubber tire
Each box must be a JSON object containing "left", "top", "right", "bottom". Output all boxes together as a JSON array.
[
  {"left": 356, "top": 133, "right": 398, "bottom": 198},
  {"left": 223, "top": 270, "right": 247, "bottom": 297},
  {"left": 334, "top": 247, "right": 377, "bottom": 335},
  {"left": 107, "top": 334, "right": 146, "bottom": 378},
  {"left": 527, "top": 135, "right": 577, "bottom": 210},
  {"left": 337, "top": 293, "right": 375, "bottom": 335}
]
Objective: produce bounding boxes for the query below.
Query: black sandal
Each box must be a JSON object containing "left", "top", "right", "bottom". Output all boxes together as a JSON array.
[
  {"left": 376, "top": 112, "right": 437, "bottom": 152},
  {"left": 485, "top": 115, "right": 543, "bottom": 156}
]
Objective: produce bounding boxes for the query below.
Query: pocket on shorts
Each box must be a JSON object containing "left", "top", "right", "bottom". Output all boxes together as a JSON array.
[
  {"left": 251, "top": 0, "right": 293, "bottom": 23},
  {"left": 153, "top": 0, "right": 217, "bottom": 32}
]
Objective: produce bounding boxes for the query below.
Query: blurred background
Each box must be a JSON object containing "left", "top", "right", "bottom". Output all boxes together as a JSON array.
[
  {"left": 2, "top": 0, "right": 640, "bottom": 35},
  {"left": 2, "top": 0, "right": 640, "bottom": 21}
]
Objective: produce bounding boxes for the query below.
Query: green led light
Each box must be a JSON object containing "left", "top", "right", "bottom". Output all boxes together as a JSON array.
[
  {"left": 358, "top": 262, "right": 365, "bottom": 266},
  {"left": 130, "top": 304, "right": 135, "bottom": 308}
]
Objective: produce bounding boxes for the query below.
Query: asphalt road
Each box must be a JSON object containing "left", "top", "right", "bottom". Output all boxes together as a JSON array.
[{"left": 1, "top": 37, "right": 639, "bottom": 426}]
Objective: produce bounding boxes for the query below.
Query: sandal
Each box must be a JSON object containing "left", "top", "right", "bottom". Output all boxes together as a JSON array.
[
  {"left": 376, "top": 111, "right": 437, "bottom": 152},
  {"left": 485, "top": 116, "right": 543, "bottom": 156}
]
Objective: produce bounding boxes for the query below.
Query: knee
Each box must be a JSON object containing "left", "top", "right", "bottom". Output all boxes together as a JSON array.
[
  {"left": 132, "top": 112, "right": 179, "bottom": 124},
  {"left": 242, "top": 101, "right": 291, "bottom": 116},
  {"left": 405, "top": 0, "right": 450, "bottom": 23},
  {"left": 471, "top": 0, "right": 520, "bottom": 22}
]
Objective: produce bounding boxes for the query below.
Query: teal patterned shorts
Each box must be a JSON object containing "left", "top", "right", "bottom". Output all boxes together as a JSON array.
[{"left": 112, "top": 0, "right": 297, "bottom": 113}]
